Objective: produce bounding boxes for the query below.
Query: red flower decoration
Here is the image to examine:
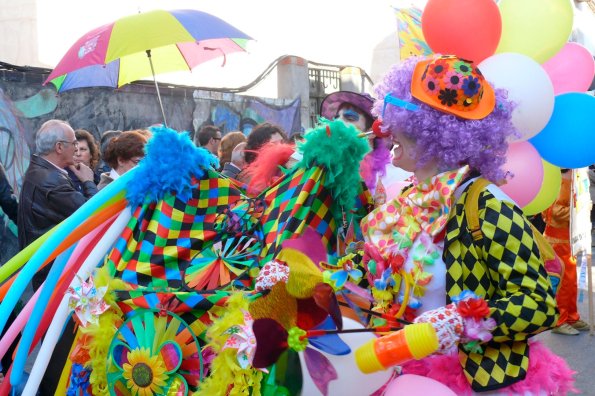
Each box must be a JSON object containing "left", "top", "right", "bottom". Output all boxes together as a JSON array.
[
  {"left": 363, "top": 242, "right": 387, "bottom": 282},
  {"left": 456, "top": 298, "right": 490, "bottom": 321},
  {"left": 385, "top": 304, "right": 417, "bottom": 325},
  {"left": 428, "top": 59, "right": 450, "bottom": 78},
  {"left": 387, "top": 252, "right": 406, "bottom": 272}
]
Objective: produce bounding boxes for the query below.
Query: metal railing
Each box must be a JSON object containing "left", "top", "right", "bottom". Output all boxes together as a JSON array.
[{"left": 308, "top": 65, "right": 341, "bottom": 127}]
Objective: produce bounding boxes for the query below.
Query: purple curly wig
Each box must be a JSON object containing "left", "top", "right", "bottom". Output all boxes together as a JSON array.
[{"left": 372, "top": 56, "right": 517, "bottom": 182}]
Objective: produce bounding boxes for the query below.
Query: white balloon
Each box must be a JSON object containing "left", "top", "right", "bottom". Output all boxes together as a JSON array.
[
  {"left": 479, "top": 53, "right": 555, "bottom": 141},
  {"left": 299, "top": 317, "right": 393, "bottom": 396}
]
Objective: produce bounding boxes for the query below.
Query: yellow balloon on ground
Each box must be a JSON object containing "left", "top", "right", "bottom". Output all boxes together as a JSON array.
[
  {"left": 496, "top": 0, "right": 573, "bottom": 64},
  {"left": 522, "top": 160, "right": 561, "bottom": 216}
]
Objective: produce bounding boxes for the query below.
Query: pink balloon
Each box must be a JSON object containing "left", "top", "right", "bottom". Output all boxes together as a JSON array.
[
  {"left": 500, "top": 141, "right": 544, "bottom": 207},
  {"left": 0, "top": 289, "right": 39, "bottom": 360},
  {"left": 385, "top": 374, "right": 457, "bottom": 396},
  {"left": 542, "top": 42, "right": 595, "bottom": 94}
]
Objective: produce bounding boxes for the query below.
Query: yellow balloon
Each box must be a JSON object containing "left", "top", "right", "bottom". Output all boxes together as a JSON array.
[
  {"left": 496, "top": 0, "right": 573, "bottom": 64},
  {"left": 522, "top": 159, "right": 561, "bottom": 215}
]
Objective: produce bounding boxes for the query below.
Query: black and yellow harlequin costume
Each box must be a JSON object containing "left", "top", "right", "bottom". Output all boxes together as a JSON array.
[{"left": 444, "top": 183, "right": 558, "bottom": 392}]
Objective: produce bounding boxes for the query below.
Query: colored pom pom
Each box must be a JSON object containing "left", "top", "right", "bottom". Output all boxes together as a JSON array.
[
  {"left": 372, "top": 119, "right": 391, "bottom": 138},
  {"left": 288, "top": 327, "right": 308, "bottom": 352}
]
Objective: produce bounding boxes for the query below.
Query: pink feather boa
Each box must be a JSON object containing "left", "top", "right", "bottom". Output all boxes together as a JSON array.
[{"left": 400, "top": 340, "right": 577, "bottom": 395}]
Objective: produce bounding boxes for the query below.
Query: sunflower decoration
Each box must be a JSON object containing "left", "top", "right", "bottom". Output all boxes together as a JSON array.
[
  {"left": 122, "top": 348, "right": 168, "bottom": 396},
  {"left": 107, "top": 309, "right": 202, "bottom": 395}
]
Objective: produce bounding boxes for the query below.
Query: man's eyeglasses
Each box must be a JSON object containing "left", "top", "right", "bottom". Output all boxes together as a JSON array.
[
  {"left": 130, "top": 157, "right": 143, "bottom": 165},
  {"left": 58, "top": 140, "right": 79, "bottom": 148},
  {"left": 212, "top": 137, "right": 222, "bottom": 141}
]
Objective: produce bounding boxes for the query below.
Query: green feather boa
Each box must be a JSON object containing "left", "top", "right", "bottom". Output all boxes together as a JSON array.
[{"left": 297, "top": 118, "right": 370, "bottom": 219}]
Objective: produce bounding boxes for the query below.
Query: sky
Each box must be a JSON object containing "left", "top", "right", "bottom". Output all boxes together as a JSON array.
[
  {"left": 35, "top": 0, "right": 427, "bottom": 96},
  {"left": 31, "top": 0, "right": 595, "bottom": 97}
]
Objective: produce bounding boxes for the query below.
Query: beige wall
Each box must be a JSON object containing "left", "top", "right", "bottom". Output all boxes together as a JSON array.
[
  {"left": 0, "top": 0, "right": 38, "bottom": 66},
  {"left": 573, "top": 1, "right": 595, "bottom": 54}
]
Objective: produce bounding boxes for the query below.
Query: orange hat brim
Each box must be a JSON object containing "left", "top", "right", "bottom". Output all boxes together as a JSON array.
[{"left": 410, "top": 59, "right": 496, "bottom": 120}]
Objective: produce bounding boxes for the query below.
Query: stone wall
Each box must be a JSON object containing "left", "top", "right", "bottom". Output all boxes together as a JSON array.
[{"left": 0, "top": 68, "right": 302, "bottom": 264}]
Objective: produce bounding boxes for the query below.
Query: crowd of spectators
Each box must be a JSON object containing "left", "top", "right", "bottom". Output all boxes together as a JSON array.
[{"left": 0, "top": 120, "right": 297, "bottom": 257}]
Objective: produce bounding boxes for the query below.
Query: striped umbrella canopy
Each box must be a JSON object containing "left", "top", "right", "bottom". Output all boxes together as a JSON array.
[{"left": 44, "top": 9, "right": 252, "bottom": 124}]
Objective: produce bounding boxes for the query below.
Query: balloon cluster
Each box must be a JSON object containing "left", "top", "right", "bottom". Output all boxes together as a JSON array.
[{"left": 421, "top": 0, "right": 595, "bottom": 215}]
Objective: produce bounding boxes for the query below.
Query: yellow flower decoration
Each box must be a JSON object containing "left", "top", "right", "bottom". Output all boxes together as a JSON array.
[
  {"left": 122, "top": 347, "right": 168, "bottom": 396},
  {"left": 336, "top": 253, "right": 356, "bottom": 267},
  {"left": 372, "top": 288, "right": 394, "bottom": 306},
  {"left": 322, "top": 271, "right": 341, "bottom": 292}
]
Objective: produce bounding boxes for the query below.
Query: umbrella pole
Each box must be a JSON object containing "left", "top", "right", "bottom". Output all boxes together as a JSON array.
[{"left": 146, "top": 50, "right": 168, "bottom": 127}]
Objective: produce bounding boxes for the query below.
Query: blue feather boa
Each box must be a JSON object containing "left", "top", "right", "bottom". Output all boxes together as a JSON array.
[{"left": 125, "top": 126, "right": 218, "bottom": 207}]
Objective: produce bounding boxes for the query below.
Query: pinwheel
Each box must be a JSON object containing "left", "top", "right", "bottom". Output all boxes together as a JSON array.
[{"left": 184, "top": 235, "right": 261, "bottom": 291}]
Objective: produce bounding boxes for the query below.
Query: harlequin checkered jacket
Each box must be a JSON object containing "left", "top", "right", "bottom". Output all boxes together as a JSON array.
[{"left": 443, "top": 185, "right": 558, "bottom": 392}]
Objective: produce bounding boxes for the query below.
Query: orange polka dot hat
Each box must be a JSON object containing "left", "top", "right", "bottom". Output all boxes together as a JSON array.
[{"left": 411, "top": 55, "right": 495, "bottom": 120}]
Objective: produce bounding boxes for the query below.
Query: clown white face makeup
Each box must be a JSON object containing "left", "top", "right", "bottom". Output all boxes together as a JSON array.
[
  {"left": 336, "top": 105, "right": 368, "bottom": 132},
  {"left": 391, "top": 130, "right": 417, "bottom": 172},
  {"left": 392, "top": 130, "right": 442, "bottom": 181}
]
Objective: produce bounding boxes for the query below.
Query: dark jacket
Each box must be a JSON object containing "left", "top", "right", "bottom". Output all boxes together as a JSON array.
[
  {"left": 0, "top": 163, "right": 18, "bottom": 223},
  {"left": 17, "top": 155, "right": 98, "bottom": 249},
  {"left": 221, "top": 162, "right": 242, "bottom": 179},
  {"left": 66, "top": 168, "right": 100, "bottom": 193}
]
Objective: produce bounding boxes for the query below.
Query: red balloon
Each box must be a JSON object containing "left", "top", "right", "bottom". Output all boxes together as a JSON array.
[{"left": 422, "top": 0, "right": 502, "bottom": 63}]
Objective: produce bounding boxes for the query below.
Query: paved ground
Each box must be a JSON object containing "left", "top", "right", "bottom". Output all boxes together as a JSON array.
[{"left": 537, "top": 252, "right": 595, "bottom": 395}]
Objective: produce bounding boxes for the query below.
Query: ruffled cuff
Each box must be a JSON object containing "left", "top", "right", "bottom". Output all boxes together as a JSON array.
[
  {"left": 414, "top": 304, "right": 464, "bottom": 354},
  {"left": 452, "top": 291, "right": 497, "bottom": 353}
]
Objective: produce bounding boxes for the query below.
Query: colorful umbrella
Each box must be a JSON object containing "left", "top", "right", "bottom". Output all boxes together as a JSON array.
[{"left": 44, "top": 9, "right": 252, "bottom": 125}]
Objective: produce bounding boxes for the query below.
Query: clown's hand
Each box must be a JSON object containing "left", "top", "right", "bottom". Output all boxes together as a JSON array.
[
  {"left": 414, "top": 292, "right": 497, "bottom": 355},
  {"left": 414, "top": 304, "right": 463, "bottom": 354}
]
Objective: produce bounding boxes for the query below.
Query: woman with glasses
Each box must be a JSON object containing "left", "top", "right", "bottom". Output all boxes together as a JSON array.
[{"left": 97, "top": 130, "right": 148, "bottom": 190}]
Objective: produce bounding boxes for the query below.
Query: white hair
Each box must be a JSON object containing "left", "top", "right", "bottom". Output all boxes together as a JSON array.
[
  {"left": 35, "top": 120, "right": 72, "bottom": 155},
  {"left": 231, "top": 142, "right": 246, "bottom": 166}
]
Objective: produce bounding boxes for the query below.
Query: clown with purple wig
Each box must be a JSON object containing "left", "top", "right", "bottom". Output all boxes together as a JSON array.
[{"left": 358, "top": 55, "right": 576, "bottom": 395}]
